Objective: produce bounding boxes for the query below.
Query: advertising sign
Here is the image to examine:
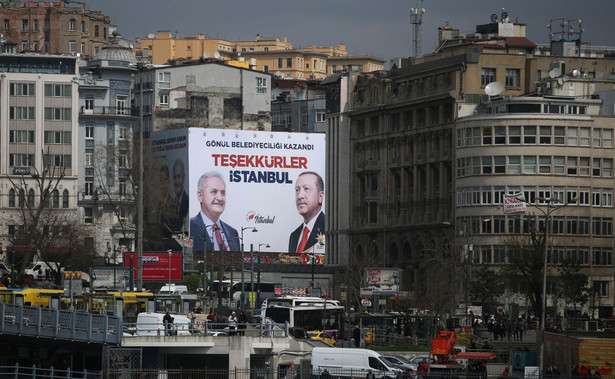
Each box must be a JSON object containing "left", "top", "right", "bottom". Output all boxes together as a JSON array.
[
  {"left": 504, "top": 192, "right": 527, "bottom": 214},
  {"left": 91, "top": 266, "right": 131, "bottom": 289},
  {"left": 363, "top": 268, "right": 401, "bottom": 295},
  {"left": 123, "top": 252, "right": 183, "bottom": 281},
  {"left": 185, "top": 129, "right": 326, "bottom": 255}
]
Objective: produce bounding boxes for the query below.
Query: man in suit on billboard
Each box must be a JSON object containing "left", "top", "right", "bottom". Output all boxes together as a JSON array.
[
  {"left": 170, "top": 159, "right": 189, "bottom": 231},
  {"left": 288, "top": 171, "right": 325, "bottom": 253},
  {"left": 190, "top": 171, "right": 240, "bottom": 252}
]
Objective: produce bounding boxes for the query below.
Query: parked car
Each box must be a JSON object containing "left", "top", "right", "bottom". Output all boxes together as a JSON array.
[
  {"left": 0, "top": 262, "right": 11, "bottom": 278},
  {"left": 381, "top": 355, "right": 418, "bottom": 377},
  {"left": 307, "top": 330, "right": 336, "bottom": 346}
]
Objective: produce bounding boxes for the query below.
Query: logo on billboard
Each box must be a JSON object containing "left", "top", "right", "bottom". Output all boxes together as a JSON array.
[
  {"left": 246, "top": 211, "right": 276, "bottom": 224},
  {"left": 142, "top": 256, "right": 160, "bottom": 264}
]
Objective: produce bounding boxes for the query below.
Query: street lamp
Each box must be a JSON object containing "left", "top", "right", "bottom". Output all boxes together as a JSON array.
[
  {"left": 239, "top": 227, "right": 258, "bottom": 310},
  {"left": 535, "top": 196, "right": 577, "bottom": 375},
  {"left": 257, "top": 243, "right": 270, "bottom": 307},
  {"left": 167, "top": 249, "right": 173, "bottom": 292}
]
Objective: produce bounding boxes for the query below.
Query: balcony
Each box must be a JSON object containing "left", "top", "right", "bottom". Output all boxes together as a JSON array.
[{"left": 79, "top": 106, "right": 138, "bottom": 117}]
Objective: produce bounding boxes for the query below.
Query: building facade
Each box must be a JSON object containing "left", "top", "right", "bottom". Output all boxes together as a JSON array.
[
  {"left": 77, "top": 36, "right": 138, "bottom": 261},
  {"left": 0, "top": 53, "right": 81, "bottom": 266},
  {"left": 0, "top": 1, "right": 110, "bottom": 58}
]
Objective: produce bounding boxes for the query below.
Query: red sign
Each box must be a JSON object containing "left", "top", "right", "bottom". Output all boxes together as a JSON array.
[{"left": 123, "top": 252, "right": 183, "bottom": 281}]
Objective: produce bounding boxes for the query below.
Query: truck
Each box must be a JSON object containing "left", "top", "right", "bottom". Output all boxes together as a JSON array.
[
  {"left": 430, "top": 331, "right": 496, "bottom": 373},
  {"left": 311, "top": 347, "right": 402, "bottom": 378}
]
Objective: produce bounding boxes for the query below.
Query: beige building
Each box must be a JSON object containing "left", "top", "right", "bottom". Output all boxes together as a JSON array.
[
  {"left": 0, "top": 1, "right": 109, "bottom": 58},
  {"left": 139, "top": 32, "right": 383, "bottom": 79}
]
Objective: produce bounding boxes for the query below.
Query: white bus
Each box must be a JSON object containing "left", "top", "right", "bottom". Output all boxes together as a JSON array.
[
  {"left": 232, "top": 281, "right": 278, "bottom": 304},
  {"left": 263, "top": 297, "right": 344, "bottom": 338}
]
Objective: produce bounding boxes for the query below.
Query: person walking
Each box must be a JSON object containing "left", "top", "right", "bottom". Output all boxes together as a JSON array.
[
  {"left": 238, "top": 310, "right": 248, "bottom": 336},
  {"left": 163, "top": 311, "right": 174, "bottom": 336}
]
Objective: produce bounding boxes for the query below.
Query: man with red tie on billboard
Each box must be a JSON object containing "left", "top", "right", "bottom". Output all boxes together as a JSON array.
[
  {"left": 288, "top": 171, "right": 325, "bottom": 253},
  {"left": 190, "top": 171, "right": 240, "bottom": 252}
]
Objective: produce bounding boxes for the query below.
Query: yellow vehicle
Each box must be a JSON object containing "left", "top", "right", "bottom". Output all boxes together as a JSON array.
[
  {"left": 14, "top": 289, "right": 64, "bottom": 307},
  {"left": 365, "top": 330, "right": 375, "bottom": 344},
  {"left": 307, "top": 330, "right": 337, "bottom": 346}
]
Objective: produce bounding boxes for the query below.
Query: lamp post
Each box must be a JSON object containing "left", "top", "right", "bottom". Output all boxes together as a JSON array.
[
  {"left": 256, "top": 243, "right": 270, "bottom": 308},
  {"left": 167, "top": 249, "right": 172, "bottom": 292},
  {"left": 535, "top": 196, "right": 577, "bottom": 375},
  {"left": 240, "top": 227, "right": 258, "bottom": 310},
  {"left": 257, "top": 243, "right": 269, "bottom": 307}
]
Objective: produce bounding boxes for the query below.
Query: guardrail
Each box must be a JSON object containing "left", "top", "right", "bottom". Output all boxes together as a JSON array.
[
  {"left": 122, "top": 320, "right": 289, "bottom": 338},
  {"left": 0, "top": 364, "right": 100, "bottom": 379},
  {"left": 0, "top": 302, "right": 122, "bottom": 345}
]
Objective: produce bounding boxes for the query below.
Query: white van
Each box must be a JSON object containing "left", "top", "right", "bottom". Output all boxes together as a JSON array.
[
  {"left": 24, "top": 261, "right": 62, "bottom": 279},
  {"left": 311, "top": 347, "right": 402, "bottom": 378},
  {"left": 133, "top": 312, "right": 192, "bottom": 336},
  {"left": 158, "top": 284, "right": 189, "bottom": 295}
]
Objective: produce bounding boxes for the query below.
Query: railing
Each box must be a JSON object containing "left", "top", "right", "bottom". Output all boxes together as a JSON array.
[
  {"left": 0, "top": 364, "right": 99, "bottom": 379},
  {"left": 79, "top": 106, "right": 138, "bottom": 116},
  {"left": 122, "top": 320, "right": 289, "bottom": 338},
  {"left": 0, "top": 302, "right": 122, "bottom": 345}
]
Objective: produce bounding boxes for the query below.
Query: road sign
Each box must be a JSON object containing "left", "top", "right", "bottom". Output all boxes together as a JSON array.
[{"left": 361, "top": 298, "right": 372, "bottom": 307}]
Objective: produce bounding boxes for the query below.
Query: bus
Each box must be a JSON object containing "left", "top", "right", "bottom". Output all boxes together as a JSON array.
[
  {"left": 263, "top": 297, "right": 344, "bottom": 339},
  {"left": 232, "top": 281, "right": 278, "bottom": 304}
]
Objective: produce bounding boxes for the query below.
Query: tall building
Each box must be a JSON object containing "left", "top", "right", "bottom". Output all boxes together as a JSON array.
[
  {"left": 77, "top": 33, "right": 138, "bottom": 261},
  {"left": 0, "top": 1, "right": 110, "bottom": 58},
  {"left": 339, "top": 13, "right": 615, "bottom": 315},
  {"left": 0, "top": 53, "right": 80, "bottom": 266}
]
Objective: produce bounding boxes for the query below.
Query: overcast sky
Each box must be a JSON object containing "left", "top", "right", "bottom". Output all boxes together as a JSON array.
[{"left": 89, "top": 0, "right": 613, "bottom": 61}]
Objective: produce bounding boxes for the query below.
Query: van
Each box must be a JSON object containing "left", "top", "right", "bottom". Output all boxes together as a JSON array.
[
  {"left": 133, "top": 312, "right": 192, "bottom": 336},
  {"left": 24, "top": 261, "right": 62, "bottom": 279},
  {"left": 158, "top": 284, "right": 188, "bottom": 295},
  {"left": 311, "top": 347, "right": 402, "bottom": 378}
]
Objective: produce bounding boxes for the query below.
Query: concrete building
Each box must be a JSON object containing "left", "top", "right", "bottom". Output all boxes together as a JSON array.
[
  {"left": 338, "top": 13, "right": 615, "bottom": 315},
  {"left": 77, "top": 34, "right": 138, "bottom": 261},
  {"left": 134, "top": 61, "right": 272, "bottom": 133},
  {"left": 0, "top": 53, "right": 81, "bottom": 264},
  {"left": 271, "top": 77, "right": 327, "bottom": 133},
  {"left": 0, "top": 1, "right": 110, "bottom": 58}
]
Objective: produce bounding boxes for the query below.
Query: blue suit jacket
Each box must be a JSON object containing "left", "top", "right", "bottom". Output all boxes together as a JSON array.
[
  {"left": 190, "top": 213, "right": 240, "bottom": 252},
  {"left": 288, "top": 212, "right": 325, "bottom": 253}
]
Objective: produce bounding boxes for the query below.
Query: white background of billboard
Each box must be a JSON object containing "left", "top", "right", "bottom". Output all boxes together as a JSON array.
[{"left": 186, "top": 129, "right": 326, "bottom": 253}]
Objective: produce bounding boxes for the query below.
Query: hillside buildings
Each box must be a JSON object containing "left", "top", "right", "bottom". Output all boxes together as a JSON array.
[{"left": 0, "top": 1, "right": 110, "bottom": 58}]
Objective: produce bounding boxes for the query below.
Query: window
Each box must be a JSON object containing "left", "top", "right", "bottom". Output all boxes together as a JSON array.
[
  {"left": 567, "top": 127, "right": 578, "bottom": 145},
  {"left": 85, "top": 125, "right": 94, "bottom": 139},
  {"left": 505, "top": 69, "right": 520, "bottom": 88},
  {"left": 21, "top": 41, "right": 28, "bottom": 51},
  {"left": 493, "top": 246, "right": 506, "bottom": 263},
  {"left": 84, "top": 208, "right": 94, "bottom": 224},
  {"left": 593, "top": 281, "right": 609, "bottom": 297},
  {"left": 69, "top": 18, "right": 76, "bottom": 31},
  {"left": 481, "top": 246, "right": 492, "bottom": 264},
  {"left": 523, "top": 156, "right": 536, "bottom": 174},
  {"left": 482, "top": 127, "right": 492, "bottom": 144},
  {"left": 4, "top": 19, "right": 9, "bottom": 31},
  {"left": 579, "top": 157, "right": 590, "bottom": 176},
  {"left": 158, "top": 72, "right": 170, "bottom": 88},
  {"left": 592, "top": 248, "right": 612, "bottom": 266},
  {"left": 482, "top": 157, "right": 492, "bottom": 174},
  {"left": 494, "top": 156, "right": 506, "bottom": 173},
  {"left": 44, "top": 154, "right": 71, "bottom": 168},
  {"left": 508, "top": 156, "right": 521, "bottom": 174},
  {"left": 580, "top": 127, "right": 590, "bottom": 146},
  {"left": 481, "top": 68, "right": 496, "bottom": 87},
  {"left": 62, "top": 189, "right": 69, "bottom": 208},
  {"left": 9, "top": 130, "right": 34, "bottom": 144},
  {"left": 9, "top": 106, "right": 35, "bottom": 120},
  {"left": 603, "top": 159, "right": 613, "bottom": 177},
  {"left": 278, "top": 58, "right": 283, "bottom": 68},
  {"left": 494, "top": 217, "right": 505, "bottom": 234},
  {"left": 10, "top": 82, "right": 34, "bottom": 96},
  {"left": 119, "top": 178, "right": 127, "bottom": 196},
  {"left": 44, "top": 84, "right": 71, "bottom": 97},
  {"left": 33, "top": 19, "right": 38, "bottom": 32},
  {"left": 263, "top": 65, "right": 269, "bottom": 73},
  {"left": 494, "top": 126, "right": 506, "bottom": 144},
  {"left": 604, "top": 189, "right": 613, "bottom": 207},
  {"left": 604, "top": 129, "right": 613, "bottom": 147},
  {"left": 539, "top": 126, "right": 551, "bottom": 144},
  {"left": 316, "top": 110, "right": 326, "bottom": 122},
  {"left": 256, "top": 77, "right": 267, "bottom": 94},
  {"left": 508, "top": 126, "right": 521, "bottom": 144},
  {"left": 22, "top": 19, "right": 28, "bottom": 32},
  {"left": 593, "top": 158, "right": 601, "bottom": 176},
  {"left": 27, "top": 189, "right": 35, "bottom": 207},
  {"left": 85, "top": 96, "right": 94, "bottom": 111},
  {"left": 9, "top": 153, "right": 34, "bottom": 167},
  {"left": 81, "top": 20, "right": 85, "bottom": 33},
  {"left": 8, "top": 189, "right": 16, "bottom": 207},
  {"left": 44, "top": 131, "right": 71, "bottom": 144},
  {"left": 539, "top": 156, "right": 551, "bottom": 174},
  {"left": 286, "top": 58, "right": 292, "bottom": 68},
  {"left": 81, "top": 42, "right": 85, "bottom": 55},
  {"left": 554, "top": 126, "right": 565, "bottom": 144},
  {"left": 33, "top": 41, "right": 38, "bottom": 51},
  {"left": 52, "top": 190, "right": 59, "bottom": 208},
  {"left": 44, "top": 108, "right": 71, "bottom": 120},
  {"left": 69, "top": 40, "right": 76, "bottom": 53},
  {"left": 94, "top": 25, "right": 99, "bottom": 37},
  {"left": 84, "top": 180, "right": 93, "bottom": 196},
  {"left": 159, "top": 94, "right": 168, "bottom": 105},
  {"left": 523, "top": 126, "right": 536, "bottom": 144},
  {"left": 85, "top": 153, "right": 94, "bottom": 167}
]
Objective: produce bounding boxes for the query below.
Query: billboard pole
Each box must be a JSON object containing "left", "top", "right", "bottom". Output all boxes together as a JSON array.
[{"left": 240, "top": 227, "right": 258, "bottom": 310}]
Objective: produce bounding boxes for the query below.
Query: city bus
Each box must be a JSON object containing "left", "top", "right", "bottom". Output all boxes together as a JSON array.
[
  {"left": 263, "top": 297, "right": 344, "bottom": 339},
  {"left": 232, "top": 281, "right": 278, "bottom": 304}
]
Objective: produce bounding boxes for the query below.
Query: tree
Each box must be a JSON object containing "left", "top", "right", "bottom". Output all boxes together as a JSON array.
[
  {"left": 346, "top": 243, "right": 378, "bottom": 310},
  {"left": 553, "top": 260, "right": 589, "bottom": 318},
  {"left": 500, "top": 215, "right": 548, "bottom": 317},
  {"left": 7, "top": 158, "right": 96, "bottom": 284},
  {"left": 468, "top": 266, "right": 505, "bottom": 314}
]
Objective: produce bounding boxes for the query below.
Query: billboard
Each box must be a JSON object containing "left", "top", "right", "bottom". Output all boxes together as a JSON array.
[
  {"left": 362, "top": 268, "right": 401, "bottom": 295},
  {"left": 123, "top": 252, "right": 183, "bottom": 281}
]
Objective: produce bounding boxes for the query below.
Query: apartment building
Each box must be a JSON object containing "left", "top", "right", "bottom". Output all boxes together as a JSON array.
[
  {"left": 77, "top": 37, "right": 138, "bottom": 260},
  {"left": 341, "top": 15, "right": 615, "bottom": 314},
  {"left": 0, "top": 53, "right": 81, "bottom": 264},
  {"left": 0, "top": 1, "right": 109, "bottom": 58}
]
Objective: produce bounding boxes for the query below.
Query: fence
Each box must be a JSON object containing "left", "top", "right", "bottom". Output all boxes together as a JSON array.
[{"left": 0, "top": 364, "right": 100, "bottom": 378}]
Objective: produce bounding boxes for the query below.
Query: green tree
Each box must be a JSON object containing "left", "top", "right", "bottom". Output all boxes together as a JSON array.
[
  {"left": 468, "top": 266, "right": 504, "bottom": 313},
  {"left": 553, "top": 260, "right": 589, "bottom": 319}
]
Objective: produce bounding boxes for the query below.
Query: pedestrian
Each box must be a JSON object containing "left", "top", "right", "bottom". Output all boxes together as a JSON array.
[
  {"left": 228, "top": 311, "right": 238, "bottom": 335},
  {"left": 163, "top": 311, "right": 173, "bottom": 336},
  {"left": 320, "top": 368, "right": 331, "bottom": 378},
  {"left": 503, "top": 366, "right": 509, "bottom": 376},
  {"left": 366, "top": 369, "right": 376, "bottom": 379},
  {"left": 518, "top": 316, "right": 526, "bottom": 341},
  {"left": 238, "top": 310, "right": 248, "bottom": 336}
]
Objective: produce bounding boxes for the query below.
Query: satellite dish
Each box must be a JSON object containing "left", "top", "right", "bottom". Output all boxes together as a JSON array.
[
  {"left": 485, "top": 82, "right": 504, "bottom": 96},
  {"left": 557, "top": 78, "right": 564, "bottom": 86},
  {"left": 562, "top": 75, "right": 569, "bottom": 82},
  {"left": 491, "top": 14, "right": 498, "bottom": 23},
  {"left": 572, "top": 69, "right": 581, "bottom": 78},
  {"left": 203, "top": 52, "right": 210, "bottom": 58},
  {"left": 147, "top": 33, "right": 155, "bottom": 39},
  {"left": 214, "top": 52, "right": 220, "bottom": 59},
  {"left": 129, "top": 43, "right": 134, "bottom": 49},
  {"left": 549, "top": 67, "right": 561, "bottom": 79},
  {"left": 501, "top": 11, "right": 508, "bottom": 21}
]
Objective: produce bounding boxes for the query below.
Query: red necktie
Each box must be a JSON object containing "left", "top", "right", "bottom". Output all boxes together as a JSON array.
[
  {"left": 296, "top": 226, "right": 310, "bottom": 253},
  {"left": 214, "top": 223, "right": 225, "bottom": 251}
]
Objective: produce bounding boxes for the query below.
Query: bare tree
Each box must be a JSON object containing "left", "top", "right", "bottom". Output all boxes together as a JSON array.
[
  {"left": 346, "top": 244, "right": 378, "bottom": 310},
  {"left": 7, "top": 158, "right": 95, "bottom": 284}
]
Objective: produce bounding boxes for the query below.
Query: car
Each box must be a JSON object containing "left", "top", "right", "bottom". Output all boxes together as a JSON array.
[
  {"left": 381, "top": 355, "right": 418, "bottom": 378},
  {"left": 307, "top": 330, "right": 336, "bottom": 346},
  {"left": 408, "top": 356, "right": 430, "bottom": 365},
  {"left": 206, "top": 331, "right": 230, "bottom": 336},
  {"left": 0, "top": 262, "right": 11, "bottom": 278}
]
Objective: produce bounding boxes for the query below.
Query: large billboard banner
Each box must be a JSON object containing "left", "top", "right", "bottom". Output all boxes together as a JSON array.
[{"left": 187, "top": 129, "right": 326, "bottom": 255}]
